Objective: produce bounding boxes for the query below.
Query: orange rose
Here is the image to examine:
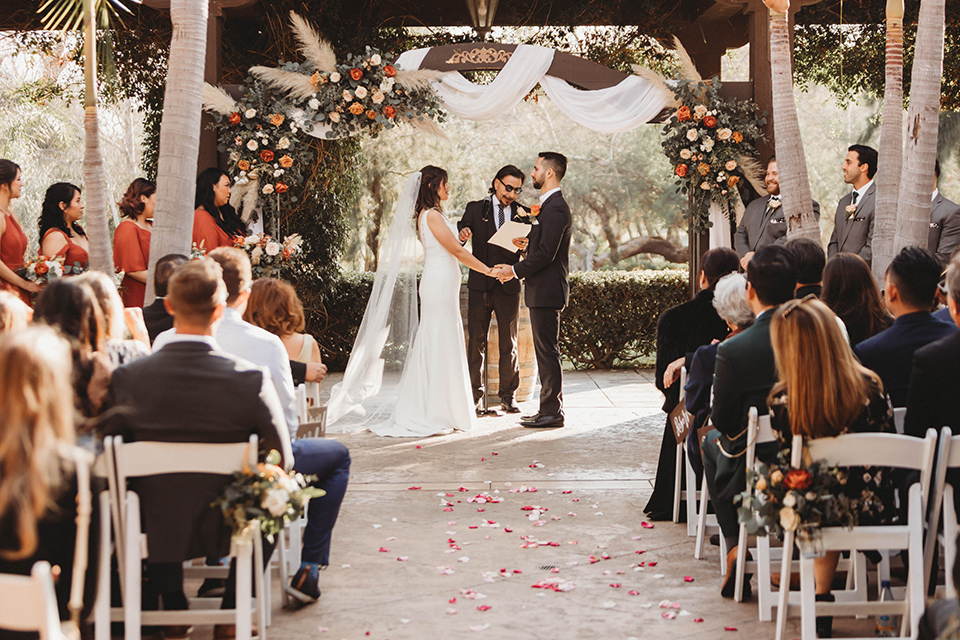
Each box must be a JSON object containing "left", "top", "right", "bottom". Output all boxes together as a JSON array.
[
  {"left": 383, "top": 64, "right": 397, "bottom": 77},
  {"left": 783, "top": 469, "right": 812, "bottom": 491},
  {"left": 698, "top": 162, "right": 711, "bottom": 176},
  {"left": 366, "top": 109, "right": 377, "bottom": 120},
  {"left": 310, "top": 71, "right": 320, "bottom": 85},
  {"left": 229, "top": 112, "right": 241, "bottom": 125},
  {"left": 348, "top": 102, "right": 365, "bottom": 115},
  {"left": 233, "top": 236, "right": 246, "bottom": 247},
  {"left": 529, "top": 205, "right": 541, "bottom": 217},
  {"left": 383, "top": 105, "right": 397, "bottom": 118},
  {"left": 676, "top": 106, "right": 691, "bottom": 122},
  {"left": 238, "top": 160, "right": 250, "bottom": 171},
  {"left": 703, "top": 115, "right": 717, "bottom": 128},
  {"left": 732, "top": 131, "right": 743, "bottom": 143},
  {"left": 260, "top": 149, "right": 275, "bottom": 163},
  {"left": 275, "top": 181, "right": 289, "bottom": 194},
  {"left": 350, "top": 68, "right": 363, "bottom": 81},
  {"left": 35, "top": 262, "right": 49, "bottom": 275},
  {"left": 270, "top": 113, "right": 285, "bottom": 127},
  {"left": 675, "top": 164, "right": 688, "bottom": 177},
  {"left": 727, "top": 176, "right": 740, "bottom": 187},
  {"left": 279, "top": 155, "right": 293, "bottom": 168}
]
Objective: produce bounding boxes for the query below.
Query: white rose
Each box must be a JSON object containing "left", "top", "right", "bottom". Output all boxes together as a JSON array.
[
  {"left": 277, "top": 137, "right": 290, "bottom": 150},
  {"left": 342, "top": 89, "right": 353, "bottom": 102},
  {"left": 782, "top": 492, "right": 797, "bottom": 508},
  {"left": 701, "top": 138, "right": 715, "bottom": 151},
  {"left": 262, "top": 183, "right": 275, "bottom": 194},
  {"left": 330, "top": 72, "right": 341, "bottom": 83},
  {"left": 372, "top": 91, "right": 385, "bottom": 104},
  {"left": 693, "top": 104, "right": 708, "bottom": 118},
  {"left": 48, "top": 262, "right": 63, "bottom": 278},
  {"left": 679, "top": 149, "right": 693, "bottom": 160},
  {"left": 280, "top": 475, "right": 300, "bottom": 493},
  {"left": 380, "top": 79, "right": 394, "bottom": 92},
  {"left": 250, "top": 246, "right": 263, "bottom": 265},
  {"left": 329, "top": 111, "right": 341, "bottom": 123},
  {"left": 308, "top": 98, "right": 320, "bottom": 110},
  {"left": 246, "top": 139, "right": 258, "bottom": 151},
  {"left": 779, "top": 507, "right": 800, "bottom": 532},
  {"left": 265, "top": 242, "right": 282, "bottom": 256},
  {"left": 370, "top": 54, "right": 382, "bottom": 65},
  {"left": 717, "top": 128, "right": 733, "bottom": 141},
  {"left": 355, "top": 86, "right": 368, "bottom": 99},
  {"left": 261, "top": 488, "right": 289, "bottom": 517},
  {"left": 244, "top": 108, "right": 257, "bottom": 119},
  {"left": 686, "top": 129, "right": 698, "bottom": 141},
  {"left": 805, "top": 491, "right": 818, "bottom": 502},
  {"left": 274, "top": 170, "right": 283, "bottom": 178}
]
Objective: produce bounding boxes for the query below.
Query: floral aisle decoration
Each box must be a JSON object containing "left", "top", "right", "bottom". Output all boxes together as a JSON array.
[
  {"left": 233, "top": 232, "right": 304, "bottom": 279},
  {"left": 661, "top": 77, "right": 767, "bottom": 234},
  {"left": 213, "top": 450, "right": 325, "bottom": 540},
  {"left": 736, "top": 450, "right": 859, "bottom": 541}
]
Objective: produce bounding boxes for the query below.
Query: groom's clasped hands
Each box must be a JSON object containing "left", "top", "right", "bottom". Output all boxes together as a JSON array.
[{"left": 489, "top": 264, "right": 515, "bottom": 283}]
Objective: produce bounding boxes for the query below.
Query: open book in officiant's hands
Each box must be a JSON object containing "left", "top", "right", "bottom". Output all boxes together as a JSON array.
[{"left": 489, "top": 220, "right": 531, "bottom": 253}]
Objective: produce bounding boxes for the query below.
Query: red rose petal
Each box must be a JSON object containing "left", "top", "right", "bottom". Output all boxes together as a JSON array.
[
  {"left": 378, "top": 547, "right": 390, "bottom": 552},
  {"left": 407, "top": 486, "right": 421, "bottom": 490},
  {"left": 443, "top": 507, "right": 454, "bottom": 512},
  {"left": 504, "top": 527, "right": 513, "bottom": 533},
  {"left": 562, "top": 490, "right": 572, "bottom": 494},
  {"left": 641, "top": 522, "right": 655, "bottom": 529},
  {"left": 609, "top": 583, "right": 621, "bottom": 588},
  {"left": 415, "top": 445, "right": 422, "bottom": 449},
  {"left": 683, "top": 576, "right": 694, "bottom": 582},
  {"left": 513, "top": 569, "right": 523, "bottom": 574},
  {"left": 635, "top": 550, "right": 646, "bottom": 554},
  {"left": 477, "top": 605, "right": 491, "bottom": 612},
  {"left": 724, "top": 627, "right": 737, "bottom": 631},
  {"left": 449, "top": 597, "right": 457, "bottom": 603},
  {"left": 481, "top": 457, "right": 486, "bottom": 462},
  {"left": 647, "top": 562, "right": 658, "bottom": 567},
  {"left": 492, "top": 452, "right": 499, "bottom": 455},
  {"left": 628, "top": 590, "right": 640, "bottom": 596},
  {"left": 694, "top": 618, "right": 704, "bottom": 623}
]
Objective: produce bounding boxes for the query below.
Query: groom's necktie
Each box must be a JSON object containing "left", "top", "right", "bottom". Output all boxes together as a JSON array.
[
  {"left": 851, "top": 190, "right": 859, "bottom": 206},
  {"left": 497, "top": 203, "right": 505, "bottom": 229}
]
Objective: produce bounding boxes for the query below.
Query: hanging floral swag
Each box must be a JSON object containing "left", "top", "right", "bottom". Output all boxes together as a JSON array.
[{"left": 661, "top": 76, "right": 766, "bottom": 234}]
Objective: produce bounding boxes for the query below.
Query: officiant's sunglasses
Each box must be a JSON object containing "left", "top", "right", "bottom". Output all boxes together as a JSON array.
[{"left": 497, "top": 178, "right": 523, "bottom": 194}]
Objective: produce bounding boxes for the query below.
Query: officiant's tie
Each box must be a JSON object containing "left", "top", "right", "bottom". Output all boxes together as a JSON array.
[{"left": 497, "top": 203, "right": 505, "bottom": 229}]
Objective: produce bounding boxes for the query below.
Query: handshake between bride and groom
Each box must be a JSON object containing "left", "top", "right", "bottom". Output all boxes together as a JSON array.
[{"left": 457, "top": 152, "right": 572, "bottom": 429}]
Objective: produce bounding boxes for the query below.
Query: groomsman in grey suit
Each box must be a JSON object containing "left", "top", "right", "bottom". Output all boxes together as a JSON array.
[
  {"left": 734, "top": 156, "right": 820, "bottom": 269},
  {"left": 929, "top": 159, "right": 960, "bottom": 267},
  {"left": 828, "top": 144, "right": 878, "bottom": 266}
]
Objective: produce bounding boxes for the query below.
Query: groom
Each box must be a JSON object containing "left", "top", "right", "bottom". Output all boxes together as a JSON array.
[{"left": 494, "top": 152, "right": 572, "bottom": 428}]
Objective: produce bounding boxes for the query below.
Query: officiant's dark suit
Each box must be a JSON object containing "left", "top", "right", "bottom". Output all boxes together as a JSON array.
[
  {"left": 513, "top": 187, "right": 572, "bottom": 420},
  {"left": 734, "top": 195, "right": 820, "bottom": 257},
  {"left": 458, "top": 192, "right": 531, "bottom": 409}
]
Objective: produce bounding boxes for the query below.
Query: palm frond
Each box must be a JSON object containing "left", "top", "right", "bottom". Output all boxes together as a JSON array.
[
  {"left": 393, "top": 69, "right": 445, "bottom": 92},
  {"left": 249, "top": 66, "right": 318, "bottom": 100},
  {"left": 630, "top": 64, "right": 679, "bottom": 108},
  {"left": 288, "top": 11, "right": 336, "bottom": 72},
  {"left": 39, "top": 0, "right": 136, "bottom": 32},
  {"left": 672, "top": 36, "right": 702, "bottom": 83},
  {"left": 739, "top": 155, "right": 767, "bottom": 195}
]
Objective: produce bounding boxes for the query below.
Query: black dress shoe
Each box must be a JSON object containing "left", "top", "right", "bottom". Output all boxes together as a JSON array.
[
  {"left": 521, "top": 414, "right": 564, "bottom": 428},
  {"left": 521, "top": 412, "right": 541, "bottom": 421},
  {"left": 501, "top": 399, "right": 521, "bottom": 413}
]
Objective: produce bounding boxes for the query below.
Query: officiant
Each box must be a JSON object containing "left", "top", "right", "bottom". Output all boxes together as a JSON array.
[{"left": 458, "top": 165, "right": 532, "bottom": 415}]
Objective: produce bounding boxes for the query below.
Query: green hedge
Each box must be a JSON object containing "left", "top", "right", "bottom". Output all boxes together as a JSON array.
[{"left": 306, "top": 269, "right": 690, "bottom": 371}]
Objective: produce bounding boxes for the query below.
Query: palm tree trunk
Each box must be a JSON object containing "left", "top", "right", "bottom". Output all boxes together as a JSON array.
[
  {"left": 767, "top": 6, "right": 818, "bottom": 242},
  {"left": 81, "top": 0, "right": 113, "bottom": 273},
  {"left": 145, "top": 0, "right": 208, "bottom": 302},
  {"left": 894, "top": 0, "right": 946, "bottom": 251},
  {"left": 871, "top": 0, "right": 905, "bottom": 281}
]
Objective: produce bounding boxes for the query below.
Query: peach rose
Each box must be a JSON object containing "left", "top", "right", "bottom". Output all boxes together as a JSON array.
[
  {"left": 676, "top": 106, "right": 691, "bottom": 122},
  {"left": 270, "top": 113, "right": 285, "bottom": 127},
  {"left": 732, "top": 131, "right": 743, "bottom": 143},
  {"left": 238, "top": 160, "right": 250, "bottom": 171},
  {"left": 366, "top": 109, "right": 377, "bottom": 120},
  {"left": 348, "top": 102, "right": 365, "bottom": 115},
  {"left": 279, "top": 155, "right": 293, "bottom": 168},
  {"left": 275, "top": 181, "right": 289, "bottom": 194},
  {"left": 698, "top": 162, "right": 711, "bottom": 176}
]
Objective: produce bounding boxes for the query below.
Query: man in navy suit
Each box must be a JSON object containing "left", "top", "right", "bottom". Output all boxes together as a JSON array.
[
  {"left": 493, "top": 152, "right": 572, "bottom": 428},
  {"left": 854, "top": 246, "right": 957, "bottom": 407}
]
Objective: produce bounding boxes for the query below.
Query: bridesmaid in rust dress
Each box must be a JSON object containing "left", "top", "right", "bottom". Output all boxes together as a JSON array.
[
  {"left": 0, "top": 160, "right": 42, "bottom": 303},
  {"left": 113, "top": 178, "right": 155, "bottom": 307},
  {"left": 192, "top": 168, "right": 247, "bottom": 253},
  {"left": 39, "top": 183, "right": 89, "bottom": 275}
]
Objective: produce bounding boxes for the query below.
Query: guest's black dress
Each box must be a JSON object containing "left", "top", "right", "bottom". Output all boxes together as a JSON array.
[{"left": 644, "top": 288, "right": 729, "bottom": 520}]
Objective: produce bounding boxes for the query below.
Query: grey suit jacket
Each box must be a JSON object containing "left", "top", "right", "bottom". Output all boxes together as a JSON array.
[
  {"left": 828, "top": 183, "right": 876, "bottom": 265},
  {"left": 928, "top": 193, "right": 960, "bottom": 266},
  {"left": 734, "top": 196, "right": 821, "bottom": 257}
]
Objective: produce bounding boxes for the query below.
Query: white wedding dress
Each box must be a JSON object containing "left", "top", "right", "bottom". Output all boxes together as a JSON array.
[{"left": 371, "top": 209, "right": 477, "bottom": 437}]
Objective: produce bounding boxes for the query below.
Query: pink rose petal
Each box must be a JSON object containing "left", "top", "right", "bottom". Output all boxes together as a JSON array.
[
  {"left": 724, "top": 627, "right": 737, "bottom": 631},
  {"left": 640, "top": 522, "right": 655, "bottom": 529},
  {"left": 683, "top": 576, "right": 695, "bottom": 582},
  {"left": 504, "top": 527, "right": 513, "bottom": 533},
  {"left": 378, "top": 547, "right": 390, "bottom": 552},
  {"left": 407, "top": 486, "right": 421, "bottom": 490},
  {"left": 396, "top": 556, "right": 408, "bottom": 561},
  {"left": 476, "top": 605, "right": 491, "bottom": 612},
  {"left": 628, "top": 590, "right": 640, "bottom": 595},
  {"left": 609, "top": 583, "right": 621, "bottom": 588},
  {"left": 635, "top": 550, "right": 646, "bottom": 554},
  {"left": 694, "top": 618, "right": 704, "bottom": 623}
]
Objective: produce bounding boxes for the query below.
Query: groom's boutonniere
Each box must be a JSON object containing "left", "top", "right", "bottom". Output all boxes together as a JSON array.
[
  {"left": 767, "top": 199, "right": 781, "bottom": 210},
  {"left": 845, "top": 204, "right": 858, "bottom": 220}
]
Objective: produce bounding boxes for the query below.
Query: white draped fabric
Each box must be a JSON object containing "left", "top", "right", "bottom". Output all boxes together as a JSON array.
[{"left": 708, "top": 200, "right": 732, "bottom": 250}]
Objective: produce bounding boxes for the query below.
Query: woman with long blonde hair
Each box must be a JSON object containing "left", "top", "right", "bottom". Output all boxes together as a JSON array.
[{"left": 768, "top": 296, "right": 895, "bottom": 636}]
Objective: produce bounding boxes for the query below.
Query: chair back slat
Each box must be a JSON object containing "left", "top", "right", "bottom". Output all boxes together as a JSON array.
[
  {"left": 804, "top": 431, "right": 936, "bottom": 472},
  {"left": 0, "top": 562, "right": 63, "bottom": 636},
  {"left": 945, "top": 432, "right": 960, "bottom": 467},
  {"left": 112, "top": 437, "right": 257, "bottom": 479}
]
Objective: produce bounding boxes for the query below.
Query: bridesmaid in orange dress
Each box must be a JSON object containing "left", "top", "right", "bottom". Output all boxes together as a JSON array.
[
  {"left": 113, "top": 178, "right": 155, "bottom": 307},
  {"left": 39, "top": 183, "right": 89, "bottom": 275},
  {"left": 192, "top": 168, "right": 247, "bottom": 253},
  {"left": 0, "top": 160, "right": 42, "bottom": 303}
]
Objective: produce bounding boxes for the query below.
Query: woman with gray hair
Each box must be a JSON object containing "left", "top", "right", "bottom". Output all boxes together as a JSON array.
[{"left": 683, "top": 272, "right": 755, "bottom": 476}]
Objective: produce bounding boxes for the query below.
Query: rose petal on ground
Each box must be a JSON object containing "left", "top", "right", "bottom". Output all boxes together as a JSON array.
[
  {"left": 572, "top": 498, "right": 580, "bottom": 502},
  {"left": 504, "top": 527, "right": 513, "bottom": 533},
  {"left": 458, "top": 556, "right": 470, "bottom": 563},
  {"left": 378, "top": 547, "right": 390, "bottom": 552},
  {"left": 470, "top": 624, "right": 490, "bottom": 632},
  {"left": 694, "top": 618, "right": 704, "bottom": 623},
  {"left": 449, "top": 597, "right": 457, "bottom": 603},
  {"left": 443, "top": 507, "right": 454, "bottom": 512},
  {"left": 724, "top": 627, "right": 737, "bottom": 631},
  {"left": 550, "top": 568, "right": 560, "bottom": 573},
  {"left": 340, "top": 564, "right": 351, "bottom": 569},
  {"left": 662, "top": 612, "right": 677, "bottom": 620},
  {"left": 372, "top": 524, "right": 382, "bottom": 529},
  {"left": 446, "top": 608, "right": 457, "bottom": 615},
  {"left": 567, "top": 512, "right": 577, "bottom": 517},
  {"left": 640, "top": 522, "right": 655, "bottom": 529},
  {"left": 609, "top": 583, "right": 621, "bottom": 588},
  {"left": 647, "top": 562, "right": 658, "bottom": 567},
  {"left": 396, "top": 556, "right": 408, "bottom": 561},
  {"left": 631, "top": 536, "right": 642, "bottom": 540},
  {"left": 476, "top": 605, "right": 491, "bottom": 612},
  {"left": 602, "top": 570, "right": 612, "bottom": 575},
  {"left": 562, "top": 490, "right": 572, "bottom": 494},
  {"left": 654, "top": 574, "right": 665, "bottom": 579},
  {"left": 386, "top": 536, "right": 397, "bottom": 541},
  {"left": 408, "top": 486, "right": 421, "bottom": 490},
  {"left": 635, "top": 550, "right": 646, "bottom": 554},
  {"left": 481, "top": 458, "right": 486, "bottom": 462},
  {"left": 659, "top": 600, "right": 672, "bottom": 608},
  {"left": 628, "top": 590, "right": 640, "bottom": 596},
  {"left": 683, "top": 576, "right": 694, "bottom": 582},
  {"left": 317, "top": 627, "right": 328, "bottom": 632},
  {"left": 448, "top": 520, "right": 457, "bottom": 525},
  {"left": 492, "top": 452, "right": 498, "bottom": 455},
  {"left": 400, "top": 619, "right": 410, "bottom": 624},
  {"left": 601, "top": 553, "right": 611, "bottom": 560}
]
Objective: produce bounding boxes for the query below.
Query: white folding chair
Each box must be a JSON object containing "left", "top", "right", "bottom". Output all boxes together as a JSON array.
[
  {"left": 0, "top": 562, "right": 67, "bottom": 640},
  {"left": 925, "top": 426, "right": 960, "bottom": 598},
  {"left": 893, "top": 407, "right": 906, "bottom": 435},
  {"left": 106, "top": 434, "right": 267, "bottom": 640},
  {"left": 296, "top": 382, "right": 327, "bottom": 438},
  {"left": 673, "top": 368, "right": 695, "bottom": 534},
  {"left": 735, "top": 408, "right": 868, "bottom": 620},
  {"left": 774, "top": 429, "right": 938, "bottom": 640}
]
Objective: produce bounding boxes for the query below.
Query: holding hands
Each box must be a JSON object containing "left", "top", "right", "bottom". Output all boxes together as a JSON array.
[
  {"left": 458, "top": 227, "right": 472, "bottom": 243},
  {"left": 486, "top": 264, "right": 515, "bottom": 283}
]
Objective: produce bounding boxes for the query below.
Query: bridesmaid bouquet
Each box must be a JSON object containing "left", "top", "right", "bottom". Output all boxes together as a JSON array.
[
  {"left": 232, "top": 232, "right": 304, "bottom": 278},
  {"left": 212, "top": 449, "right": 324, "bottom": 539},
  {"left": 18, "top": 255, "right": 65, "bottom": 285}
]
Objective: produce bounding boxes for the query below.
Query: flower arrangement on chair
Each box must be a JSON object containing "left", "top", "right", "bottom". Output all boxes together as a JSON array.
[{"left": 213, "top": 450, "right": 325, "bottom": 540}]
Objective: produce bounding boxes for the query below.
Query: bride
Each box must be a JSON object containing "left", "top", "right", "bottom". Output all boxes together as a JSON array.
[{"left": 326, "top": 166, "right": 497, "bottom": 437}]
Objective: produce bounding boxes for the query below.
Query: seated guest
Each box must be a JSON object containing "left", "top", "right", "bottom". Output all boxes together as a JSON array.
[
  {"left": 0, "top": 290, "right": 31, "bottom": 332},
  {"left": 854, "top": 246, "right": 956, "bottom": 407},
  {"left": 77, "top": 271, "right": 150, "bottom": 367},
  {"left": 785, "top": 237, "right": 826, "bottom": 298},
  {"left": 113, "top": 178, "right": 155, "bottom": 308},
  {"left": 821, "top": 252, "right": 892, "bottom": 346},
  {"left": 0, "top": 327, "right": 99, "bottom": 633},
  {"left": 38, "top": 183, "right": 89, "bottom": 274},
  {"left": 192, "top": 168, "right": 247, "bottom": 253},
  {"left": 768, "top": 296, "right": 895, "bottom": 636},
  {"left": 142, "top": 253, "right": 187, "bottom": 344},
  {"left": 105, "top": 259, "right": 291, "bottom": 630},
  {"left": 684, "top": 273, "right": 755, "bottom": 477},
  {"left": 206, "top": 248, "right": 349, "bottom": 604},
  {"left": 702, "top": 244, "right": 796, "bottom": 598},
  {"left": 33, "top": 279, "right": 112, "bottom": 422},
  {"left": 643, "top": 247, "right": 740, "bottom": 521}
]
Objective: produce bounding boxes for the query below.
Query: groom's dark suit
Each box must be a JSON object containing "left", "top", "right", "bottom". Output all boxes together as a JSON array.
[
  {"left": 458, "top": 196, "right": 530, "bottom": 404},
  {"left": 513, "top": 190, "right": 572, "bottom": 417}
]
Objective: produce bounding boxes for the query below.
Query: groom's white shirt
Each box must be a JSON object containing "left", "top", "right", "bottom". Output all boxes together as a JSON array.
[{"left": 511, "top": 188, "right": 562, "bottom": 278}]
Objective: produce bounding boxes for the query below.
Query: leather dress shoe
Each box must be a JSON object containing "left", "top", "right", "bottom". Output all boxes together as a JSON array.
[
  {"left": 521, "top": 414, "right": 564, "bottom": 428},
  {"left": 501, "top": 398, "right": 521, "bottom": 414},
  {"left": 521, "top": 412, "right": 541, "bottom": 421}
]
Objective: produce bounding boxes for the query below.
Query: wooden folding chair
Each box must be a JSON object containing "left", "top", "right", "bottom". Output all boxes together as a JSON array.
[{"left": 774, "top": 429, "right": 938, "bottom": 640}]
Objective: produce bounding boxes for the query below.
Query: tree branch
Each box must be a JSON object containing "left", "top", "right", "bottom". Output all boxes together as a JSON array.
[{"left": 592, "top": 236, "right": 689, "bottom": 268}]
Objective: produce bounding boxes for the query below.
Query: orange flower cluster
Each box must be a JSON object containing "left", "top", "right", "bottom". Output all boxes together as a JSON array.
[
  {"left": 279, "top": 155, "right": 293, "bottom": 168},
  {"left": 229, "top": 112, "right": 241, "bottom": 125},
  {"left": 676, "top": 106, "right": 692, "bottom": 122},
  {"left": 783, "top": 469, "right": 812, "bottom": 491},
  {"left": 697, "top": 162, "right": 711, "bottom": 176},
  {"left": 675, "top": 164, "right": 688, "bottom": 177},
  {"left": 348, "top": 102, "right": 365, "bottom": 115},
  {"left": 270, "top": 113, "right": 285, "bottom": 127},
  {"left": 350, "top": 68, "right": 363, "bottom": 81},
  {"left": 260, "top": 150, "right": 275, "bottom": 163},
  {"left": 703, "top": 115, "right": 717, "bottom": 128}
]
